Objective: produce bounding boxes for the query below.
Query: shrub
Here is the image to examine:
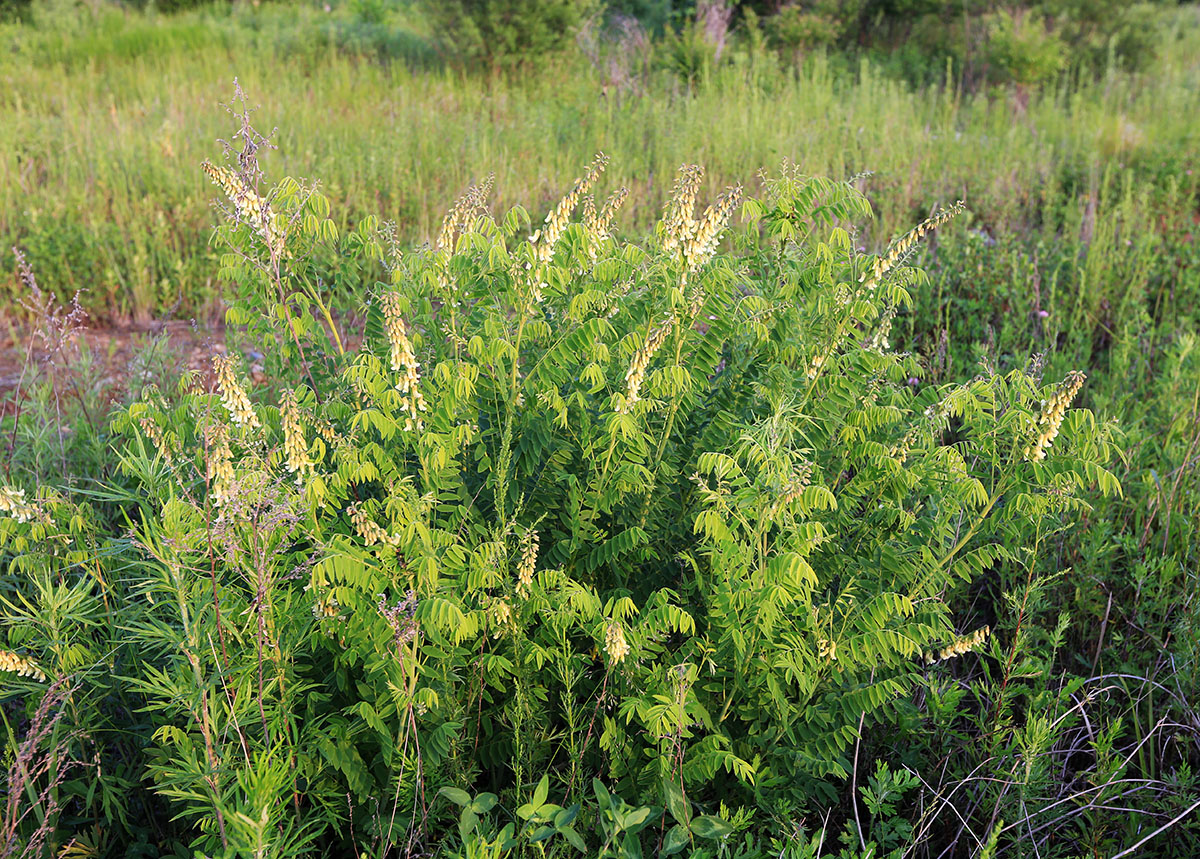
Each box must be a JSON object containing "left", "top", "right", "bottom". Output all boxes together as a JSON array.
[
  {"left": 0, "top": 135, "right": 1123, "bottom": 853},
  {"left": 420, "top": 0, "right": 601, "bottom": 69}
]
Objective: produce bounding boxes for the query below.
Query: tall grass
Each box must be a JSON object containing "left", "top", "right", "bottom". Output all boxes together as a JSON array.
[{"left": 1, "top": 1, "right": 1197, "bottom": 321}]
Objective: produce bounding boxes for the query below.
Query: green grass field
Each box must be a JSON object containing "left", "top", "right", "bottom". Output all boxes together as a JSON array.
[{"left": 2, "top": 2, "right": 1197, "bottom": 322}]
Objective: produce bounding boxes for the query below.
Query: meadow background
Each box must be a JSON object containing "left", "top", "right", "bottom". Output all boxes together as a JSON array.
[{"left": 1, "top": 0, "right": 1199, "bottom": 857}]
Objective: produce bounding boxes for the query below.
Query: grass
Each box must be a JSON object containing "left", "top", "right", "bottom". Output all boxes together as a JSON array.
[{"left": 0, "top": 1, "right": 1197, "bottom": 322}]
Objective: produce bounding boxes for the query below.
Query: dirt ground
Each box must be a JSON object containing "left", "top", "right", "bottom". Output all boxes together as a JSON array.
[{"left": 0, "top": 320, "right": 228, "bottom": 413}]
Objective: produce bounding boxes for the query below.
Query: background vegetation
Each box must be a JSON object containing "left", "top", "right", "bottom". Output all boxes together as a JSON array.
[{"left": 1, "top": 0, "right": 1198, "bottom": 857}]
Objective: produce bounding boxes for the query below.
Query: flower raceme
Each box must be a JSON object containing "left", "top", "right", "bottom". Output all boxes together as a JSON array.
[
  {"left": 201, "top": 160, "right": 288, "bottom": 259},
  {"left": 1026, "top": 371, "right": 1087, "bottom": 462},
  {"left": 378, "top": 291, "right": 428, "bottom": 431},
  {"left": 0, "top": 485, "right": 44, "bottom": 524},
  {"left": 619, "top": 317, "right": 674, "bottom": 414},
  {"left": 0, "top": 649, "right": 46, "bottom": 682},
  {"left": 213, "top": 354, "right": 260, "bottom": 429},
  {"left": 859, "top": 201, "right": 965, "bottom": 291}
]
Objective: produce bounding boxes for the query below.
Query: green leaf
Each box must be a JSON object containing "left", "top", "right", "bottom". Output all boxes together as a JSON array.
[
  {"left": 662, "top": 778, "right": 689, "bottom": 826},
  {"left": 560, "top": 824, "right": 587, "bottom": 853},
  {"left": 530, "top": 825, "right": 556, "bottom": 843},
  {"left": 662, "top": 823, "right": 690, "bottom": 856},
  {"left": 439, "top": 787, "right": 471, "bottom": 807},
  {"left": 690, "top": 815, "right": 734, "bottom": 839},
  {"left": 532, "top": 773, "right": 550, "bottom": 807}
]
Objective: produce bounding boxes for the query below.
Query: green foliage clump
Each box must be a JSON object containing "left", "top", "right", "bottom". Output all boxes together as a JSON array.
[
  {"left": 421, "top": 0, "right": 601, "bottom": 69},
  {"left": 0, "top": 134, "right": 1124, "bottom": 854}
]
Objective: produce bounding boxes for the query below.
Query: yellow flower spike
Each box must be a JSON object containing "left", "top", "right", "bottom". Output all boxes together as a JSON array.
[
  {"left": 0, "top": 650, "right": 47, "bottom": 682},
  {"left": 1027, "top": 371, "right": 1086, "bottom": 462},
  {"left": 516, "top": 529, "right": 539, "bottom": 597},
  {"left": 604, "top": 621, "right": 630, "bottom": 664},
  {"left": 378, "top": 292, "right": 428, "bottom": 431},
  {"left": 212, "top": 354, "right": 260, "bottom": 430},
  {"left": 619, "top": 317, "right": 674, "bottom": 414},
  {"left": 201, "top": 160, "right": 288, "bottom": 258},
  {"left": 860, "top": 202, "right": 964, "bottom": 291},
  {"left": 204, "top": 425, "right": 235, "bottom": 506},
  {"left": 280, "top": 388, "right": 313, "bottom": 482},
  {"left": 0, "top": 486, "right": 44, "bottom": 524}
]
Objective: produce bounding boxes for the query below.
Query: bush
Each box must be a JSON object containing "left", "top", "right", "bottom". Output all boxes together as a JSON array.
[
  {"left": 0, "top": 122, "right": 1129, "bottom": 853},
  {"left": 420, "top": 0, "right": 601, "bottom": 69}
]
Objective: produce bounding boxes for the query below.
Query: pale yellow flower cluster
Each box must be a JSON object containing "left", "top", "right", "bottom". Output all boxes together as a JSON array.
[
  {"left": 859, "top": 202, "right": 965, "bottom": 291},
  {"left": 139, "top": 417, "right": 175, "bottom": 466},
  {"left": 0, "top": 486, "right": 42, "bottom": 524},
  {"left": 924, "top": 625, "right": 990, "bottom": 665},
  {"left": 213, "top": 355, "right": 260, "bottom": 429},
  {"left": 435, "top": 175, "right": 494, "bottom": 308},
  {"left": 490, "top": 598, "right": 513, "bottom": 628},
  {"left": 890, "top": 429, "right": 919, "bottom": 466},
  {"left": 350, "top": 503, "right": 400, "bottom": 547},
  {"left": 765, "top": 467, "right": 813, "bottom": 519},
  {"left": 435, "top": 174, "right": 494, "bottom": 252},
  {"left": 583, "top": 187, "right": 629, "bottom": 264},
  {"left": 378, "top": 292, "right": 428, "bottom": 432},
  {"left": 619, "top": 317, "right": 674, "bottom": 414},
  {"left": 205, "top": 425, "right": 235, "bottom": 505},
  {"left": 806, "top": 349, "right": 831, "bottom": 380},
  {"left": 661, "top": 165, "right": 704, "bottom": 256},
  {"left": 604, "top": 621, "right": 630, "bottom": 664},
  {"left": 516, "top": 529, "right": 539, "bottom": 597},
  {"left": 1025, "top": 371, "right": 1086, "bottom": 463},
  {"left": 280, "top": 388, "right": 313, "bottom": 481},
  {"left": 682, "top": 185, "right": 742, "bottom": 278},
  {"left": 865, "top": 304, "right": 897, "bottom": 352},
  {"left": 201, "top": 161, "right": 287, "bottom": 258},
  {"left": 312, "top": 595, "right": 340, "bottom": 620},
  {"left": 0, "top": 650, "right": 46, "bottom": 682},
  {"left": 531, "top": 153, "right": 609, "bottom": 271}
]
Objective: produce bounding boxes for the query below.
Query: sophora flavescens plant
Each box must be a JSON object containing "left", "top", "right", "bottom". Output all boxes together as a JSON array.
[{"left": 0, "top": 149, "right": 1118, "bottom": 856}]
